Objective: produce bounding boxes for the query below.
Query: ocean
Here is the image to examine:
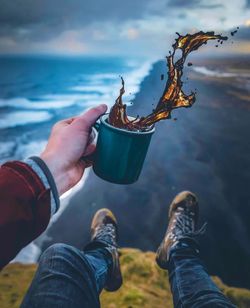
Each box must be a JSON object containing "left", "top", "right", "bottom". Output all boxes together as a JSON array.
[{"left": 0, "top": 56, "right": 152, "bottom": 164}]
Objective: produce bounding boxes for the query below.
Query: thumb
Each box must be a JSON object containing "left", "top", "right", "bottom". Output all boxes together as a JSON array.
[{"left": 73, "top": 104, "right": 107, "bottom": 131}]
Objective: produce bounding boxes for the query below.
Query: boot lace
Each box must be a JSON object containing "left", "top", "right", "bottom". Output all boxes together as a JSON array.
[
  {"left": 95, "top": 223, "right": 117, "bottom": 247},
  {"left": 169, "top": 207, "right": 207, "bottom": 243}
]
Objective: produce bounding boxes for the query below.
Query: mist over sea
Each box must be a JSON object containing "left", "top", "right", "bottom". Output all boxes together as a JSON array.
[{"left": 1, "top": 55, "right": 250, "bottom": 288}]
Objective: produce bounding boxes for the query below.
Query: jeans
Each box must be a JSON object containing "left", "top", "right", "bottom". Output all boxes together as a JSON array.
[
  {"left": 21, "top": 243, "right": 113, "bottom": 308},
  {"left": 21, "top": 240, "right": 235, "bottom": 308},
  {"left": 168, "top": 238, "right": 236, "bottom": 307}
]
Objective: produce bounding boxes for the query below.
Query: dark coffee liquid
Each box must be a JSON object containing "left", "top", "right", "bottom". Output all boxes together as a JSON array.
[{"left": 108, "top": 31, "right": 228, "bottom": 131}]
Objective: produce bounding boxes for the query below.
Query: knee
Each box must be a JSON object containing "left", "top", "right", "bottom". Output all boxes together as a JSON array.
[
  {"left": 38, "top": 244, "right": 95, "bottom": 288},
  {"left": 42, "top": 243, "right": 70, "bottom": 257},
  {"left": 39, "top": 243, "right": 75, "bottom": 265},
  {"left": 39, "top": 243, "right": 90, "bottom": 272}
]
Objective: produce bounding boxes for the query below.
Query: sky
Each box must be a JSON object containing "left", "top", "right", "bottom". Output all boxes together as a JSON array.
[{"left": 0, "top": 0, "right": 249, "bottom": 58}]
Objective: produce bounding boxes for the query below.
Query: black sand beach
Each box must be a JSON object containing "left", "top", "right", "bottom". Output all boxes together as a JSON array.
[{"left": 41, "top": 56, "right": 250, "bottom": 288}]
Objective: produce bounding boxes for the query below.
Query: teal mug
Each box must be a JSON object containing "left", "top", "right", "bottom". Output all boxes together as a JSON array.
[{"left": 92, "top": 114, "right": 155, "bottom": 184}]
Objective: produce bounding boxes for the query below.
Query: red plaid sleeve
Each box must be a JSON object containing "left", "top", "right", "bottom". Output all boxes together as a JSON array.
[{"left": 0, "top": 161, "right": 51, "bottom": 269}]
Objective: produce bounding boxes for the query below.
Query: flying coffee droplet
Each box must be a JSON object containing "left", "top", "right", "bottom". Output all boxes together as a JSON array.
[{"left": 231, "top": 29, "right": 238, "bottom": 36}]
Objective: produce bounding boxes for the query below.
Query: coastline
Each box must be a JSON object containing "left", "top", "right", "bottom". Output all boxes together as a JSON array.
[{"left": 40, "top": 56, "right": 250, "bottom": 288}]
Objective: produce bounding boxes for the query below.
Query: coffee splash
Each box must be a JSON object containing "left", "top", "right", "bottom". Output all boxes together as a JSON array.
[{"left": 109, "top": 31, "right": 228, "bottom": 131}]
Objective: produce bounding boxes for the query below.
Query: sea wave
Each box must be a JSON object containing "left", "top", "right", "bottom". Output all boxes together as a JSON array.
[
  {"left": 16, "top": 140, "right": 47, "bottom": 159},
  {"left": 0, "top": 94, "right": 102, "bottom": 110},
  {"left": 0, "top": 111, "right": 52, "bottom": 129},
  {"left": 192, "top": 66, "right": 238, "bottom": 77},
  {"left": 42, "top": 93, "right": 101, "bottom": 101},
  {"left": 0, "top": 97, "right": 75, "bottom": 109},
  {"left": 122, "top": 61, "right": 152, "bottom": 100},
  {"left": 70, "top": 84, "right": 114, "bottom": 94},
  {"left": 0, "top": 139, "right": 47, "bottom": 163},
  {"left": 0, "top": 141, "right": 16, "bottom": 161},
  {"left": 70, "top": 61, "right": 152, "bottom": 105},
  {"left": 0, "top": 61, "right": 152, "bottom": 115},
  {"left": 191, "top": 66, "right": 250, "bottom": 78}
]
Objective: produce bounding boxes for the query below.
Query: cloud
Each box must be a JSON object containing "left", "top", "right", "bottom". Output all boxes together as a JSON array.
[
  {"left": 0, "top": 0, "right": 249, "bottom": 56},
  {"left": 121, "top": 28, "right": 140, "bottom": 40},
  {"left": 168, "top": 0, "right": 223, "bottom": 9},
  {"left": 0, "top": 0, "right": 154, "bottom": 28},
  {"left": 37, "top": 31, "right": 88, "bottom": 54},
  {"left": 0, "top": 0, "right": 158, "bottom": 45},
  {"left": 168, "top": 0, "right": 201, "bottom": 7}
]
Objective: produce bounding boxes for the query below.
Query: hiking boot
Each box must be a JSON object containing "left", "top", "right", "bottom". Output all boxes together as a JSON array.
[
  {"left": 90, "top": 208, "right": 122, "bottom": 291},
  {"left": 156, "top": 191, "right": 200, "bottom": 269}
]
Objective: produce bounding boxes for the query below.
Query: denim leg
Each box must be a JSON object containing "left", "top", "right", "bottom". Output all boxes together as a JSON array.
[
  {"left": 21, "top": 243, "right": 113, "bottom": 308},
  {"left": 168, "top": 239, "right": 236, "bottom": 308}
]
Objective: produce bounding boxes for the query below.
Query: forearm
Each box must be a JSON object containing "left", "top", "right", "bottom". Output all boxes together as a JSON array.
[{"left": 0, "top": 158, "right": 59, "bottom": 269}]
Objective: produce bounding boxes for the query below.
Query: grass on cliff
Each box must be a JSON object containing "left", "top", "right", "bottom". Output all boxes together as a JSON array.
[{"left": 1, "top": 248, "right": 250, "bottom": 308}]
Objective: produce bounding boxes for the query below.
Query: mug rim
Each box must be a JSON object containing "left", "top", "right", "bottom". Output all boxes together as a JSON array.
[{"left": 100, "top": 114, "right": 155, "bottom": 135}]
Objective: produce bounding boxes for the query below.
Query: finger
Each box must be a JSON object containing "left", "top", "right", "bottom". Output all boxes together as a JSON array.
[
  {"left": 81, "top": 157, "right": 93, "bottom": 168},
  {"left": 73, "top": 104, "right": 107, "bottom": 131},
  {"left": 64, "top": 117, "right": 77, "bottom": 125},
  {"left": 77, "top": 159, "right": 91, "bottom": 172},
  {"left": 83, "top": 143, "right": 96, "bottom": 157},
  {"left": 87, "top": 129, "right": 96, "bottom": 146},
  {"left": 81, "top": 143, "right": 96, "bottom": 167},
  {"left": 55, "top": 117, "right": 77, "bottom": 128}
]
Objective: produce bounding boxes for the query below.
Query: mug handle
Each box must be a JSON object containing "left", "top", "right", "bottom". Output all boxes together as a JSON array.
[
  {"left": 93, "top": 112, "right": 109, "bottom": 131},
  {"left": 93, "top": 121, "right": 100, "bottom": 131}
]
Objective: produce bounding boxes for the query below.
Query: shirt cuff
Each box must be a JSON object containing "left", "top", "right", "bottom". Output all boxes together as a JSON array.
[{"left": 24, "top": 156, "right": 60, "bottom": 215}]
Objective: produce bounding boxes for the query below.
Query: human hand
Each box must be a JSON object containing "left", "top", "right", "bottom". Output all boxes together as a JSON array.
[{"left": 40, "top": 104, "right": 107, "bottom": 195}]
